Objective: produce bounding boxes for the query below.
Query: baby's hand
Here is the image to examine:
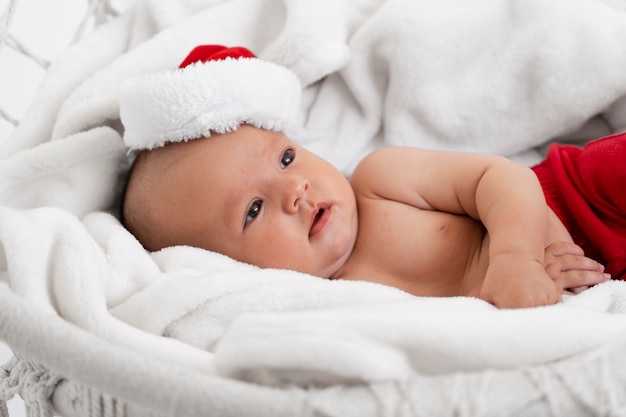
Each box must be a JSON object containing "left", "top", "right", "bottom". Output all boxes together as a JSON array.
[
  {"left": 479, "top": 253, "right": 562, "bottom": 308},
  {"left": 544, "top": 242, "right": 610, "bottom": 294}
]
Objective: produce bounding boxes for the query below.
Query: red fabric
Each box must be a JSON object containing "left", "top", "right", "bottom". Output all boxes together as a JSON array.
[
  {"left": 178, "top": 45, "right": 256, "bottom": 68},
  {"left": 532, "top": 132, "right": 626, "bottom": 280}
]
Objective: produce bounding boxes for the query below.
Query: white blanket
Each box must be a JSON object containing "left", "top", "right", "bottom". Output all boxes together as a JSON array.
[
  {"left": 215, "top": 284, "right": 626, "bottom": 384},
  {"left": 2, "top": 0, "right": 626, "bottom": 386}
]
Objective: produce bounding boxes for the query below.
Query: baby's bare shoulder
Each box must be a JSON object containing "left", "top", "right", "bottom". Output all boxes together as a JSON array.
[
  {"left": 351, "top": 148, "right": 412, "bottom": 190},
  {"left": 352, "top": 147, "right": 422, "bottom": 178},
  {"left": 350, "top": 147, "right": 434, "bottom": 209}
]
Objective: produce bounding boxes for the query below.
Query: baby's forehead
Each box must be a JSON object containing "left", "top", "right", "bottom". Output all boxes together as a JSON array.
[{"left": 139, "top": 127, "right": 294, "bottom": 186}]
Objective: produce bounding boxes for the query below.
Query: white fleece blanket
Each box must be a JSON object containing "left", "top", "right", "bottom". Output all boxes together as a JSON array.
[{"left": 2, "top": 0, "right": 626, "bottom": 387}]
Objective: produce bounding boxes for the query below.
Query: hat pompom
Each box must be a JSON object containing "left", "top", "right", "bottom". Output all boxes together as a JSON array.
[{"left": 120, "top": 45, "right": 302, "bottom": 151}]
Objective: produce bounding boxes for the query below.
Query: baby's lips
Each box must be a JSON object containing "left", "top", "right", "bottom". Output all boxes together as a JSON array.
[{"left": 309, "top": 204, "right": 331, "bottom": 237}]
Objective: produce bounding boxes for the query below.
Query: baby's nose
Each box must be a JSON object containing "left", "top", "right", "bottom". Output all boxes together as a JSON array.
[{"left": 282, "top": 175, "right": 310, "bottom": 213}]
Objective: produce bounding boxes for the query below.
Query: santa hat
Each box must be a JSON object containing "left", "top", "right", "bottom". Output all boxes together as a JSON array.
[{"left": 119, "top": 45, "right": 302, "bottom": 150}]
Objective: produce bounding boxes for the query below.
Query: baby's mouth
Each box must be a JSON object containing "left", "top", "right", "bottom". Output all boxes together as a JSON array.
[{"left": 309, "top": 205, "right": 330, "bottom": 237}]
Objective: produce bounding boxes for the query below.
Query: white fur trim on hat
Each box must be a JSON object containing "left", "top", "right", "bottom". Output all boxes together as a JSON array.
[{"left": 119, "top": 57, "right": 302, "bottom": 150}]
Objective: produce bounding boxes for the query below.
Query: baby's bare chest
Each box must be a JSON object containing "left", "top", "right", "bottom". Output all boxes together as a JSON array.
[{"left": 345, "top": 199, "right": 489, "bottom": 296}]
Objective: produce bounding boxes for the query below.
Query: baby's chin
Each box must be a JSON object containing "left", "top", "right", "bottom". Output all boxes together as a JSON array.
[
  {"left": 299, "top": 264, "right": 343, "bottom": 280},
  {"left": 285, "top": 246, "right": 353, "bottom": 280},
  {"left": 320, "top": 237, "right": 358, "bottom": 279}
]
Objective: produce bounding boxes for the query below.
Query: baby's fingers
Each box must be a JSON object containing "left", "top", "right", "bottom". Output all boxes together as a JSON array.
[
  {"left": 546, "top": 252, "right": 602, "bottom": 273},
  {"left": 545, "top": 241, "right": 585, "bottom": 257},
  {"left": 551, "top": 254, "right": 611, "bottom": 289},
  {"left": 558, "top": 268, "right": 611, "bottom": 290},
  {"left": 543, "top": 243, "right": 611, "bottom": 292},
  {"left": 570, "top": 285, "right": 589, "bottom": 295}
]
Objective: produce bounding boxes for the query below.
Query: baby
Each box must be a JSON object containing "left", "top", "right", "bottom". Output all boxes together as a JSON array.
[{"left": 120, "top": 45, "right": 620, "bottom": 309}]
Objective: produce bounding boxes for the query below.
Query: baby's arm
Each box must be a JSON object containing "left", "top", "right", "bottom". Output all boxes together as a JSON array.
[{"left": 351, "top": 147, "right": 560, "bottom": 308}]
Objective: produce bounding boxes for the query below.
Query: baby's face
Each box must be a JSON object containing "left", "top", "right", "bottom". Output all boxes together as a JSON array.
[{"left": 162, "top": 126, "right": 358, "bottom": 278}]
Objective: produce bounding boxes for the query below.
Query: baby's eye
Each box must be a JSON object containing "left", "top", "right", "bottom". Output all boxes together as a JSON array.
[
  {"left": 245, "top": 200, "right": 263, "bottom": 225},
  {"left": 280, "top": 148, "right": 295, "bottom": 169}
]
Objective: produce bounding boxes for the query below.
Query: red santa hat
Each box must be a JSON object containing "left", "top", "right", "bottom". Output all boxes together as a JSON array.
[{"left": 119, "top": 45, "right": 302, "bottom": 150}]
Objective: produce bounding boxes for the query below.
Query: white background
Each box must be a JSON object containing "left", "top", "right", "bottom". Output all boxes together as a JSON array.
[{"left": 0, "top": 0, "right": 92, "bottom": 144}]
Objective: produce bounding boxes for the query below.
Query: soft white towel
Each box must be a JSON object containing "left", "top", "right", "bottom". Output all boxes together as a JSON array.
[
  {"left": 2, "top": 0, "right": 626, "bottom": 383},
  {"left": 0, "top": 207, "right": 215, "bottom": 374},
  {"left": 213, "top": 282, "right": 626, "bottom": 385}
]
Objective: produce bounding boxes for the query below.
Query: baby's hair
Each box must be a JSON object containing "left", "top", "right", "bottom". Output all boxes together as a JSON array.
[
  {"left": 118, "top": 150, "right": 155, "bottom": 248},
  {"left": 118, "top": 153, "right": 139, "bottom": 227},
  {"left": 118, "top": 141, "right": 203, "bottom": 252}
]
